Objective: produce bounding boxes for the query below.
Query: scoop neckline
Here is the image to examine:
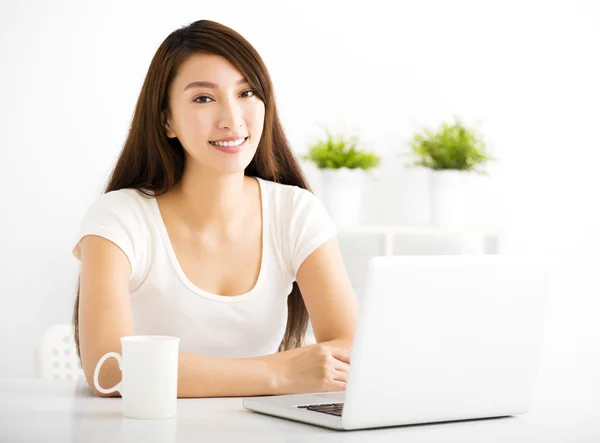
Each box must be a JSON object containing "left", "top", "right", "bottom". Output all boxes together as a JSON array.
[{"left": 149, "top": 176, "right": 267, "bottom": 303}]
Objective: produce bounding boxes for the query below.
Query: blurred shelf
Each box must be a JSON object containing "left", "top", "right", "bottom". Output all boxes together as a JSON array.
[
  {"left": 336, "top": 224, "right": 505, "bottom": 256},
  {"left": 337, "top": 224, "right": 504, "bottom": 236}
]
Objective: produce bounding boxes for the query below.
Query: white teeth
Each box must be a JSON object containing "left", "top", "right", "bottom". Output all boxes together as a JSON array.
[{"left": 210, "top": 138, "right": 246, "bottom": 147}]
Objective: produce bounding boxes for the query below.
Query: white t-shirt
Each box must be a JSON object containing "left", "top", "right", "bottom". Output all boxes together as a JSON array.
[{"left": 72, "top": 177, "right": 337, "bottom": 358}]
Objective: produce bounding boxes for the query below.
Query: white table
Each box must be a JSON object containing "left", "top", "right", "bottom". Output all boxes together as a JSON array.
[{"left": 1, "top": 348, "right": 599, "bottom": 443}]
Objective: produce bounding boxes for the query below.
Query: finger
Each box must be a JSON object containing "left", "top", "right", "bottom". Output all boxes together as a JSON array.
[
  {"left": 333, "top": 369, "right": 348, "bottom": 383},
  {"left": 329, "top": 347, "right": 351, "bottom": 364},
  {"left": 334, "top": 361, "right": 350, "bottom": 373},
  {"left": 329, "top": 380, "right": 346, "bottom": 392}
]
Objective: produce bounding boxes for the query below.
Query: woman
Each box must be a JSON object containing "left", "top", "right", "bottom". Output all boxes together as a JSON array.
[{"left": 72, "top": 19, "right": 358, "bottom": 398}]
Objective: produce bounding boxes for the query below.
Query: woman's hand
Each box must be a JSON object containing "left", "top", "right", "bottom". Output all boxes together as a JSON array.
[{"left": 270, "top": 344, "right": 351, "bottom": 394}]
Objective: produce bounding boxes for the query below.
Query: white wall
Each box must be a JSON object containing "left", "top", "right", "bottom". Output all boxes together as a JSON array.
[{"left": 1, "top": 0, "right": 599, "bottom": 378}]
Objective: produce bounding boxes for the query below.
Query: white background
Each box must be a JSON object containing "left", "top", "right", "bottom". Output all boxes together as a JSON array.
[{"left": 1, "top": 0, "right": 598, "bottom": 378}]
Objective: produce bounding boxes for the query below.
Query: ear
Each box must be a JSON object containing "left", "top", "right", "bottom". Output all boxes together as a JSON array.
[{"left": 161, "top": 110, "right": 176, "bottom": 139}]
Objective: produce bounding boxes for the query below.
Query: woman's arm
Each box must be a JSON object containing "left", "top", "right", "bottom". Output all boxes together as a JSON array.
[
  {"left": 177, "top": 342, "right": 350, "bottom": 397},
  {"left": 241, "top": 237, "right": 358, "bottom": 368},
  {"left": 176, "top": 351, "right": 279, "bottom": 397},
  {"left": 294, "top": 237, "right": 358, "bottom": 350}
]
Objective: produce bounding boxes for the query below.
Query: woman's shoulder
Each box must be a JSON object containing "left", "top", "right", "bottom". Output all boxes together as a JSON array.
[
  {"left": 255, "top": 176, "right": 315, "bottom": 206},
  {"left": 256, "top": 177, "right": 330, "bottom": 229},
  {"left": 88, "top": 187, "right": 152, "bottom": 207},
  {"left": 82, "top": 188, "right": 154, "bottom": 225},
  {"left": 74, "top": 188, "right": 154, "bottom": 289},
  {"left": 255, "top": 177, "right": 336, "bottom": 278}
]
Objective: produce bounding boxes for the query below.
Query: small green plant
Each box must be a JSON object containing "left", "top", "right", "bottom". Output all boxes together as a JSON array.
[
  {"left": 302, "top": 128, "right": 381, "bottom": 170},
  {"left": 405, "top": 118, "right": 493, "bottom": 174}
]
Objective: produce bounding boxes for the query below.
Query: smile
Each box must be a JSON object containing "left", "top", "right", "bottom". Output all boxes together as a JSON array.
[
  {"left": 208, "top": 137, "right": 248, "bottom": 154},
  {"left": 209, "top": 137, "right": 247, "bottom": 147}
]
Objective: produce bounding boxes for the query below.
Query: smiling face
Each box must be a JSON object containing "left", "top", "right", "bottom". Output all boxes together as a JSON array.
[{"left": 162, "top": 53, "right": 266, "bottom": 174}]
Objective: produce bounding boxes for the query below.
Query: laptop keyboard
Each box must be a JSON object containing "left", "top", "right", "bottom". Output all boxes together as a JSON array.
[{"left": 297, "top": 402, "right": 344, "bottom": 417}]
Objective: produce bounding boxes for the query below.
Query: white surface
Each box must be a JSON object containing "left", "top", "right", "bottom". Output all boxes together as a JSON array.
[
  {"left": 93, "top": 336, "right": 180, "bottom": 419},
  {"left": 2, "top": 0, "right": 600, "bottom": 380},
  {"left": 1, "top": 350, "right": 599, "bottom": 443}
]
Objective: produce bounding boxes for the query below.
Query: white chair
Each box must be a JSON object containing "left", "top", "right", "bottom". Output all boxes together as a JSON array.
[{"left": 37, "top": 324, "right": 85, "bottom": 380}]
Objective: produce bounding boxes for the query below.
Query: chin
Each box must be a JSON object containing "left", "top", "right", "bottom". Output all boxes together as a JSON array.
[
  {"left": 211, "top": 150, "right": 257, "bottom": 174},
  {"left": 210, "top": 156, "right": 255, "bottom": 175},
  {"left": 188, "top": 147, "right": 256, "bottom": 175}
]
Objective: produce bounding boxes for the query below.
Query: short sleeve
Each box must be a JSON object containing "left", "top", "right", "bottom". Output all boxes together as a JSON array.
[
  {"left": 72, "top": 190, "right": 147, "bottom": 291},
  {"left": 286, "top": 187, "right": 337, "bottom": 278}
]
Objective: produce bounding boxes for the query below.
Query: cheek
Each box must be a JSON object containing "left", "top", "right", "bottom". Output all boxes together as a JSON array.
[
  {"left": 185, "top": 114, "right": 211, "bottom": 141},
  {"left": 249, "top": 103, "right": 266, "bottom": 132},
  {"left": 172, "top": 106, "right": 207, "bottom": 140}
]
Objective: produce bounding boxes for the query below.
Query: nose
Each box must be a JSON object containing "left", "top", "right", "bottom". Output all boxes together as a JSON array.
[{"left": 217, "top": 98, "right": 245, "bottom": 130}]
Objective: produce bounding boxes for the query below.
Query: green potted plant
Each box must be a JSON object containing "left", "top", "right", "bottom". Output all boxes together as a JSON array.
[
  {"left": 404, "top": 117, "right": 494, "bottom": 225},
  {"left": 302, "top": 128, "right": 381, "bottom": 225}
]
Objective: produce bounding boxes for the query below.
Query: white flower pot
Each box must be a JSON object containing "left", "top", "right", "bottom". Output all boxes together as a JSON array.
[
  {"left": 430, "top": 170, "right": 474, "bottom": 226},
  {"left": 321, "top": 168, "right": 365, "bottom": 226}
]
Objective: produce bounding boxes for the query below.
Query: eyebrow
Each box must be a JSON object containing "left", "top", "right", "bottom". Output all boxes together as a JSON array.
[{"left": 183, "top": 78, "right": 249, "bottom": 91}]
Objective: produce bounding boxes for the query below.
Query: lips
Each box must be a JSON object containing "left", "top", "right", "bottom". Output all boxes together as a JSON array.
[
  {"left": 209, "top": 137, "right": 248, "bottom": 154},
  {"left": 210, "top": 135, "right": 248, "bottom": 142}
]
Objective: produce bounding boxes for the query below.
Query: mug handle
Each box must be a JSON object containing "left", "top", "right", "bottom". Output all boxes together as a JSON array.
[{"left": 93, "top": 352, "right": 123, "bottom": 395}]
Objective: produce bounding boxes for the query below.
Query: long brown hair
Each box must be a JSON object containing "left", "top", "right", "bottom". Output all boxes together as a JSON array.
[{"left": 73, "top": 19, "right": 311, "bottom": 359}]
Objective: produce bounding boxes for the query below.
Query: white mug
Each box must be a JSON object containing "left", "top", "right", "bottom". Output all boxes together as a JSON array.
[{"left": 93, "top": 335, "right": 180, "bottom": 419}]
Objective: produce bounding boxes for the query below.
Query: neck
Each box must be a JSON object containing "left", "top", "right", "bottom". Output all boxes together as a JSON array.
[{"left": 169, "top": 163, "right": 251, "bottom": 233}]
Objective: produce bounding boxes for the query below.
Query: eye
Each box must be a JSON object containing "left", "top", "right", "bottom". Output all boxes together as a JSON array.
[
  {"left": 193, "top": 89, "right": 257, "bottom": 104},
  {"left": 193, "top": 95, "right": 213, "bottom": 104},
  {"left": 241, "top": 89, "right": 256, "bottom": 98}
]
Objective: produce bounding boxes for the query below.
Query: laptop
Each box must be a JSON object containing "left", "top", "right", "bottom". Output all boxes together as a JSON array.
[{"left": 243, "top": 254, "right": 556, "bottom": 430}]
